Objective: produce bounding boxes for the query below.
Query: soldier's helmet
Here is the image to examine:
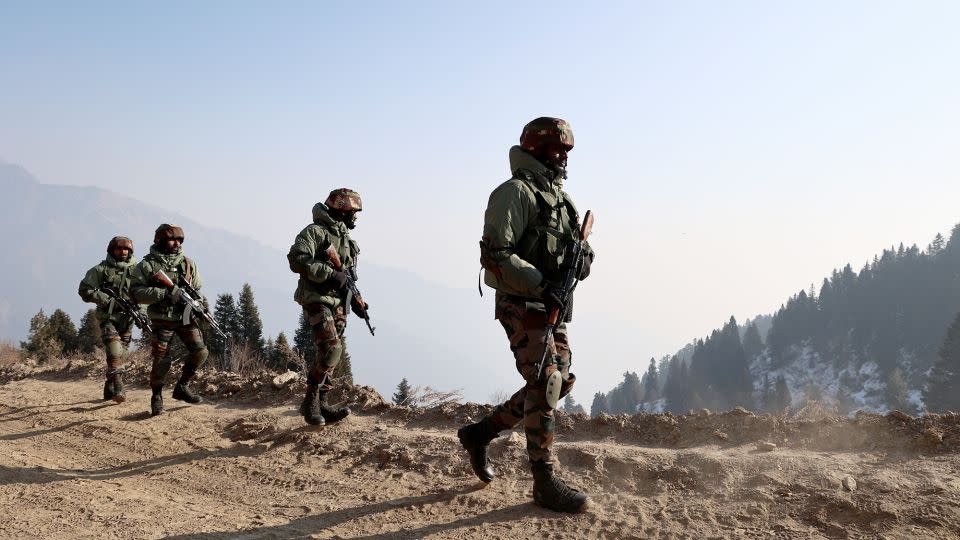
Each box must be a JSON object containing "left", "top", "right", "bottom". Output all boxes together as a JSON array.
[
  {"left": 520, "top": 117, "right": 574, "bottom": 152},
  {"left": 324, "top": 188, "right": 362, "bottom": 212},
  {"left": 154, "top": 223, "right": 185, "bottom": 245},
  {"left": 107, "top": 236, "right": 134, "bottom": 255}
]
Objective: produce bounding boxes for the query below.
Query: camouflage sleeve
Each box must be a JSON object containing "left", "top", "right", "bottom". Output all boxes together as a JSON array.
[
  {"left": 130, "top": 260, "right": 167, "bottom": 305},
  {"left": 287, "top": 226, "right": 335, "bottom": 284},
  {"left": 188, "top": 258, "right": 202, "bottom": 291},
  {"left": 481, "top": 180, "right": 545, "bottom": 296},
  {"left": 78, "top": 266, "right": 110, "bottom": 306}
]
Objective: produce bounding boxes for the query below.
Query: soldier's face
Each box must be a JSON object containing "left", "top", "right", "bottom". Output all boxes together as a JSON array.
[
  {"left": 535, "top": 143, "right": 570, "bottom": 172},
  {"left": 334, "top": 210, "right": 359, "bottom": 229},
  {"left": 163, "top": 238, "right": 182, "bottom": 253},
  {"left": 112, "top": 247, "right": 131, "bottom": 261}
]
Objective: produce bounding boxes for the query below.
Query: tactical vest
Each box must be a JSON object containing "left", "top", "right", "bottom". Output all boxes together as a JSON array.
[
  {"left": 98, "top": 262, "right": 136, "bottom": 321},
  {"left": 294, "top": 223, "right": 359, "bottom": 306},
  {"left": 513, "top": 173, "right": 580, "bottom": 283}
]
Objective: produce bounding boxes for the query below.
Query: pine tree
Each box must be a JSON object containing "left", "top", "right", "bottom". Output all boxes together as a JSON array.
[
  {"left": 742, "top": 323, "right": 763, "bottom": 360},
  {"left": 21, "top": 310, "right": 60, "bottom": 362},
  {"left": 885, "top": 367, "right": 912, "bottom": 413},
  {"left": 334, "top": 350, "right": 354, "bottom": 383},
  {"left": 237, "top": 284, "right": 265, "bottom": 354},
  {"left": 924, "top": 311, "right": 960, "bottom": 412},
  {"left": 211, "top": 293, "right": 241, "bottom": 363},
  {"left": 590, "top": 392, "right": 609, "bottom": 417},
  {"left": 76, "top": 309, "right": 101, "bottom": 354},
  {"left": 293, "top": 312, "right": 316, "bottom": 369},
  {"left": 47, "top": 309, "right": 78, "bottom": 356},
  {"left": 271, "top": 332, "right": 293, "bottom": 371},
  {"left": 393, "top": 377, "right": 412, "bottom": 405},
  {"left": 643, "top": 358, "right": 659, "bottom": 403},
  {"left": 773, "top": 376, "right": 792, "bottom": 412}
]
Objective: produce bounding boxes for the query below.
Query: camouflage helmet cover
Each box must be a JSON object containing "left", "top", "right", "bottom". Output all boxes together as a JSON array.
[
  {"left": 325, "top": 188, "right": 362, "bottom": 212},
  {"left": 520, "top": 117, "right": 574, "bottom": 152},
  {"left": 107, "top": 236, "right": 134, "bottom": 254},
  {"left": 154, "top": 223, "right": 185, "bottom": 245}
]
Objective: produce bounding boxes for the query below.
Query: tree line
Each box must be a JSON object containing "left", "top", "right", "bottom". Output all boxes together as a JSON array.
[{"left": 590, "top": 223, "right": 960, "bottom": 416}]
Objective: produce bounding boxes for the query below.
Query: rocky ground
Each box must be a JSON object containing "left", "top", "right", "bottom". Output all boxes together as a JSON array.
[{"left": 1, "top": 357, "right": 959, "bottom": 539}]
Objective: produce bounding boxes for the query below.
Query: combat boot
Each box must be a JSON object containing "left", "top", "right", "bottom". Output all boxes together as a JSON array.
[
  {"left": 318, "top": 390, "right": 350, "bottom": 424},
  {"left": 457, "top": 419, "right": 499, "bottom": 483},
  {"left": 172, "top": 372, "right": 202, "bottom": 404},
  {"left": 531, "top": 460, "right": 590, "bottom": 513},
  {"left": 112, "top": 374, "right": 126, "bottom": 403},
  {"left": 103, "top": 378, "right": 115, "bottom": 401},
  {"left": 150, "top": 388, "right": 164, "bottom": 417},
  {"left": 300, "top": 390, "right": 324, "bottom": 426}
]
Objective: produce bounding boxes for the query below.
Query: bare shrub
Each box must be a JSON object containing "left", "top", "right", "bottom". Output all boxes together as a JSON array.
[
  {"left": 222, "top": 341, "right": 268, "bottom": 375},
  {"left": 488, "top": 388, "right": 512, "bottom": 406},
  {"left": 0, "top": 341, "right": 22, "bottom": 367},
  {"left": 403, "top": 385, "right": 464, "bottom": 408}
]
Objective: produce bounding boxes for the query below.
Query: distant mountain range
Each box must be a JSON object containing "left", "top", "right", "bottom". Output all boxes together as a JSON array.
[{"left": 0, "top": 160, "right": 510, "bottom": 401}]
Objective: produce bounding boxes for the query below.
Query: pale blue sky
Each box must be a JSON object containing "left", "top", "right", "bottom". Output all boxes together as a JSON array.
[{"left": 2, "top": 2, "right": 959, "bottom": 400}]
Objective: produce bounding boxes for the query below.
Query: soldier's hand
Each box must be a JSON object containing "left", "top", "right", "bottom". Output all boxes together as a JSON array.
[
  {"left": 351, "top": 299, "right": 369, "bottom": 317},
  {"left": 168, "top": 286, "right": 187, "bottom": 304},
  {"left": 330, "top": 270, "right": 350, "bottom": 290},
  {"left": 578, "top": 252, "right": 593, "bottom": 280},
  {"left": 540, "top": 283, "right": 564, "bottom": 308}
]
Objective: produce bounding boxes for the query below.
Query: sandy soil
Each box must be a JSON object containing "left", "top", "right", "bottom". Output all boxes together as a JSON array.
[{"left": 2, "top": 366, "right": 960, "bottom": 539}]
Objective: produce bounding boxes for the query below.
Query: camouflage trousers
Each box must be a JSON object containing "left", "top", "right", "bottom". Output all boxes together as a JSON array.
[
  {"left": 100, "top": 322, "right": 132, "bottom": 375},
  {"left": 304, "top": 304, "right": 350, "bottom": 389},
  {"left": 485, "top": 292, "right": 576, "bottom": 463},
  {"left": 149, "top": 320, "right": 208, "bottom": 389}
]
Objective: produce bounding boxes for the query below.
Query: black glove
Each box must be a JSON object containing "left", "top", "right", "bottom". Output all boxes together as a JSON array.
[
  {"left": 351, "top": 299, "right": 369, "bottom": 318},
  {"left": 540, "top": 283, "right": 564, "bottom": 308},
  {"left": 329, "top": 270, "right": 350, "bottom": 290},
  {"left": 578, "top": 252, "right": 594, "bottom": 280}
]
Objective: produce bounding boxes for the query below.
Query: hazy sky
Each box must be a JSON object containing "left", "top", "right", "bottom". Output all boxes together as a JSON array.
[{"left": 2, "top": 2, "right": 959, "bottom": 400}]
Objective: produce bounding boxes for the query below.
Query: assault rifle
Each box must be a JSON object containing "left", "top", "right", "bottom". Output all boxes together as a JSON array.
[
  {"left": 151, "top": 270, "right": 228, "bottom": 339},
  {"left": 101, "top": 286, "right": 152, "bottom": 334},
  {"left": 324, "top": 246, "right": 376, "bottom": 336},
  {"left": 535, "top": 210, "right": 594, "bottom": 408}
]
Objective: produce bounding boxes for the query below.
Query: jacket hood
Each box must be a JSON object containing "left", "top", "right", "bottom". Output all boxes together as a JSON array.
[
  {"left": 312, "top": 202, "right": 347, "bottom": 232},
  {"left": 103, "top": 254, "right": 138, "bottom": 269},
  {"left": 148, "top": 245, "right": 185, "bottom": 264},
  {"left": 508, "top": 145, "right": 563, "bottom": 190}
]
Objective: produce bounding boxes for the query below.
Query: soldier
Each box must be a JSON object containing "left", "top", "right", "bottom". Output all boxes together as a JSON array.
[
  {"left": 458, "top": 117, "right": 595, "bottom": 513},
  {"left": 78, "top": 236, "right": 144, "bottom": 403},
  {"left": 287, "top": 189, "right": 366, "bottom": 426},
  {"left": 130, "top": 224, "right": 209, "bottom": 417}
]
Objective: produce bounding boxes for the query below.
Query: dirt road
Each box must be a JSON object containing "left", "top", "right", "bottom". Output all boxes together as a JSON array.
[{"left": 2, "top": 374, "right": 959, "bottom": 539}]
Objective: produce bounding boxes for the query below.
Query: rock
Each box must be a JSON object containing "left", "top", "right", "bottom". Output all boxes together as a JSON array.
[
  {"left": 698, "top": 408, "right": 712, "bottom": 417},
  {"left": 842, "top": 476, "right": 857, "bottom": 491},
  {"left": 713, "top": 429, "right": 728, "bottom": 440},
  {"left": 922, "top": 428, "right": 943, "bottom": 446},
  {"left": 888, "top": 410, "right": 912, "bottom": 422},
  {"left": 731, "top": 406, "right": 754, "bottom": 417},
  {"left": 756, "top": 442, "right": 777, "bottom": 452},
  {"left": 271, "top": 370, "right": 300, "bottom": 390},
  {"left": 204, "top": 383, "right": 218, "bottom": 394}
]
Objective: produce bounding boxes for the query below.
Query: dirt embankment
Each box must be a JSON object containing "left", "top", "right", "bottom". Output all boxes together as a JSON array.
[{"left": 2, "top": 359, "right": 959, "bottom": 539}]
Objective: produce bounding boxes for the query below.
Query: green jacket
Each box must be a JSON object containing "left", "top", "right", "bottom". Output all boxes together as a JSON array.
[
  {"left": 481, "top": 145, "right": 594, "bottom": 301},
  {"left": 130, "top": 246, "right": 203, "bottom": 322},
  {"left": 287, "top": 202, "right": 359, "bottom": 308},
  {"left": 78, "top": 255, "right": 144, "bottom": 328}
]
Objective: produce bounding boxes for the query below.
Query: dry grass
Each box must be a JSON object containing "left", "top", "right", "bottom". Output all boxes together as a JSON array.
[
  {"left": 0, "top": 341, "right": 21, "bottom": 367},
  {"left": 401, "top": 385, "right": 464, "bottom": 408}
]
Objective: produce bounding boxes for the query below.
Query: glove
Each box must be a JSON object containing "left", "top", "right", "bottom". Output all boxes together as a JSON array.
[
  {"left": 351, "top": 299, "right": 369, "bottom": 318},
  {"left": 540, "top": 282, "right": 564, "bottom": 308},
  {"left": 168, "top": 286, "right": 187, "bottom": 304},
  {"left": 329, "top": 270, "right": 350, "bottom": 290},
  {"left": 578, "top": 252, "right": 594, "bottom": 280}
]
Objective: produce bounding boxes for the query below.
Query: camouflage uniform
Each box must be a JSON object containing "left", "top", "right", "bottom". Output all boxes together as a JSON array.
[
  {"left": 78, "top": 236, "right": 144, "bottom": 401},
  {"left": 479, "top": 144, "right": 591, "bottom": 463},
  {"left": 130, "top": 225, "right": 208, "bottom": 414},
  {"left": 287, "top": 190, "right": 363, "bottom": 425}
]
